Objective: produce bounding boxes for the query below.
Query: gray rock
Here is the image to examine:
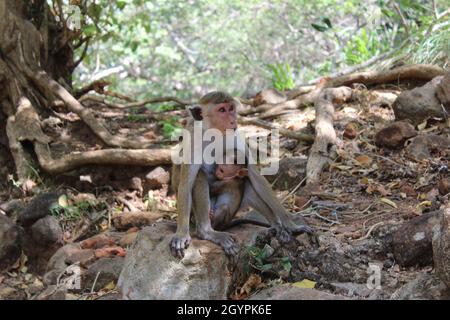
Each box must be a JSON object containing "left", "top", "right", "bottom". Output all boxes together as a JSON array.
[
  {"left": 393, "top": 211, "right": 440, "bottom": 267},
  {"left": 266, "top": 157, "right": 307, "bottom": 190},
  {"left": 118, "top": 223, "right": 230, "bottom": 300},
  {"left": 436, "top": 71, "right": 450, "bottom": 109},
  {"left": 393, "top": 76, "right": 445, "bottom": 124},
  {"left": 391, "top": 273, "right": 450, "bottom": 300},
  {"left": 118, "top": 221, "right": 262, "bottom": 300},
  {"left": 17, "top": 192, "right": 60, "bottom": 227},
  {"left": 35, "top": 285, "right": 67, "bottom": 300},
  {"left": 0, "top": 214, "right": 22, "bottom": 271},
  {"left": 406, "top": 134, "right": 450, "bottom": 161},
  {"left": 23, "top": 216, "right": 64, "bottom": 274},
  {"left": 0, "top": 285, "right": 27, "bottom": 300},
  {"left": 44, "top": 243, "right": 83, "bottom": 285},
  {"left": 330, "top": 282, "right": 375, "bottom": 298},
  {"left": 432, "top": 209, "right": 450, "bottom": 288},
  {"left": 82, "top": 257, "right": 125, "bottom": 291},
  {"left": 250, "top": 284, "right": 348, "bottom": 300}
]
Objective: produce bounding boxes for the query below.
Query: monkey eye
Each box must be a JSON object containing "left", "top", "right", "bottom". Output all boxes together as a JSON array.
[
  {"left": 229, "top": 105, "right": 234, "bottom": 111},
  {"left": 220, "top": 168, "right": 224, "bottom": 173},
  {"left": 218, "top": 107, "right": 226, "bottom": 112}
]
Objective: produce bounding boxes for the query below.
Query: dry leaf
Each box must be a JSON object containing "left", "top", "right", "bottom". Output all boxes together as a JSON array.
[
  {"left": 380, "top": 197, "right": 397, "bottom": 208},
  {"left": 355, "top": 155, "right": 372, "bottom": 166},
  {"left": 292, "top": 279, "right": 316, "bottom": 289}
]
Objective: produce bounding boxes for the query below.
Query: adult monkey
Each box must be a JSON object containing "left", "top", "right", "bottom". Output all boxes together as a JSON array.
[{"left": 170, "top": 91, "right": 312, "bottom": 258}]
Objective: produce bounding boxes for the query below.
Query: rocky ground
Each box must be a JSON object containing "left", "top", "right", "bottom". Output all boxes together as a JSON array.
[{"left": 1, "top": 72, "right": 450, "bottom": 300}]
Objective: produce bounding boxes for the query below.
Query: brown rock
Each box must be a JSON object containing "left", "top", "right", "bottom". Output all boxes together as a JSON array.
[
  {"left": 393, "top": 76, "right": 445, "bottom": 124},
  {"left": 143, "top": 167, "right": 170, "bottom": 191},
  {"left": 375, "top": 121, "right": 417, "bottom": 149},
  {"left": 81, "top": 234, "right": 116, "bottom": 249},
  {"left": 399, "top": 183, "right": 417, "bottom": 198},
  {"left": 253, "top": 88, "right": 286, "bottom": 107},
  {"left": 112, "top": 211, "right": 164, "bottom": 231},
  {"left": 393, "top": 211, "right": 440, "bottom": 267},
  {"left": 438, "top": 178, "right": 450, "bottom": 195},
  {"left": 343, "top": 122, "right": 358, "bottom": 139},
  {"left": 94, "top": 246, "right": 126, "bottom": 258}
]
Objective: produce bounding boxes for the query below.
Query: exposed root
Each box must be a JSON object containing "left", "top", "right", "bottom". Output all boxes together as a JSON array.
[{"left": 306, "top": 87, "right": 353, "bottom": 184}]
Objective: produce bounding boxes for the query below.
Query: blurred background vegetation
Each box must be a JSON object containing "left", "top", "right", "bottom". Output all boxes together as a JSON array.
[{"left": 68, "top": 0, "right": 449, "bottom": 101}]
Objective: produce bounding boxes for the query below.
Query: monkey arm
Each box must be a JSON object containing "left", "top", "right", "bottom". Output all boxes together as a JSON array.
[{"left": 170, "top": 163, "right": 201, "bottom": 258}]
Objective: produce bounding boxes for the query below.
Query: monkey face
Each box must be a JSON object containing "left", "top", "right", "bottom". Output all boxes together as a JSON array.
[
  {"left": 208, "top": 102, "right": 237, "bottom": 133},
  {"left": 215, "top": 164, "right": 247, "bottom": 180}
]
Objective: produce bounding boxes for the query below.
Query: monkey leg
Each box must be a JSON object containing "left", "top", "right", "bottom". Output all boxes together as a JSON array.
[
  {"left": 211, "top": 203, "right": 234, "bottom": 231},
  {"left": 192, "top": 170, "right": 239, "bottom": 256},
  {"left": 241, "top": 182, "right": 313, "bottom": 243}
]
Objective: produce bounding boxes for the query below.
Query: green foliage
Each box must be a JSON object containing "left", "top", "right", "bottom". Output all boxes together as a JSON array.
[
  {"left": 51, "top": 200, "right": 106, "bottom": 221},
  {"left": 64, "top": 0, "right": 448, "bottom": 99},
  {"left": 344, "top": 29, "right": 387, "bottom": 65},
  {"left": 267, "top": 62, "right": 295, "bottom": 91},
  {"left": 246, "top": 245, "right": 292, "bottom": 273},
  {"left": 158, "top": 116, "right": 182, "bottom": 140}
]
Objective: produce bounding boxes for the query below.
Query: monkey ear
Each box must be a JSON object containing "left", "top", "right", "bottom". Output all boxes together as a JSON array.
[
  {"left": 237, "top": 168, "right": 248, "bottom": 178},
  {"left": 189, "top": 105, "right": 203, "bottom": 121}
]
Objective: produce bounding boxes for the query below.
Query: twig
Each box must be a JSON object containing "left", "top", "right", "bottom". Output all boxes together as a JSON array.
[
  {"left": 393, "top": 3, "right": 410, "bottom": 39},
  {"left": 91, "top": 271, "right": 101, "bottom": 293},
  {"left": 355, "top": 221, "right": 384, "bottom": 241}
]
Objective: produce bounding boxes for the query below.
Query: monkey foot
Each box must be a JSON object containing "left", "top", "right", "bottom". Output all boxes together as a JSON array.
[
  {"left": 269, "top": 225, "right": 292, "bottom": 243},
  {"left": 200, "top": 230, "right": 240, "bottom": 256},
  {"left": 170, "top": 234, "right": 192, "bottom": 259},
  {"left": 290, "top": 224, "right": 315, "bottom": 235}
]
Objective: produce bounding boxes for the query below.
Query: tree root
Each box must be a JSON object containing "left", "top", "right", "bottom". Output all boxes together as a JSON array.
[
  {"left": 306, "top": 87, "right": 353, "bottom": 184},
  {"left": 240, "top": 64, "right": 445, "bottom": 119},
  {"left": 6, "top": 96, "right": 171, "bottom": 176},
  {"left": 28, "top": 70, "right": 151, "bottom": 149}
]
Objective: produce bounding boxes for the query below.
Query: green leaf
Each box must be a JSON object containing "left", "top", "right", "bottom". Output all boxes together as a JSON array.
[
  {"left": 321, "top": 17, "right": 332, "bottom": 28},
  {"left": 311, "top": 23, "right": 328, "bottom": 32}
]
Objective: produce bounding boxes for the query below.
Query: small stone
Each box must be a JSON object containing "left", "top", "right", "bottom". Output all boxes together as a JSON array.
[
  {"left": 343, "top": 123, "right": 358, "bottom": 139},
  {"left": 375, "top": 121, "right": 417, "bottom": 149}
]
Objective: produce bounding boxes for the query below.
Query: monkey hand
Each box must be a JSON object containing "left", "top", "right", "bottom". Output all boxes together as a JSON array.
[{"left": 170, "top": 233, "right": 192, "bottom": 259}]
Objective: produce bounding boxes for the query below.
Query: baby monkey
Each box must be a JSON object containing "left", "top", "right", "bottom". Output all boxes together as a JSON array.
[{"left": 210, "top": 163, "right": 270, "bottom": 230}]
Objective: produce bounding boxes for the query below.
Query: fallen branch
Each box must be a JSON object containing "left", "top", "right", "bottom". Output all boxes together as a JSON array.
[
  {"left": 80, "top": 94, "right": 192, "bottom": 109},
  {"left": 33, "top": 144, "right": 172, "bottom": 175},
  {"left": 306, "top": 87, "right": 353, "bottom": 184},
  {"left": 238, "top": 117, "right": 314, "bottom": 143},
  {"left": 324, "top": 64, "right": 446, "bottom": 88}
]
